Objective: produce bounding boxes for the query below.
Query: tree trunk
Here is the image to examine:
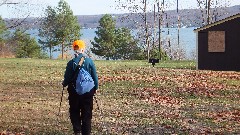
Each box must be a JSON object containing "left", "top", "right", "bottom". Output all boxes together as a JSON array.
[
  {"left": 207, "top": 0, "right": 212, "bottom": 24},
  {"left": 144, "top": 0, "right": 150, "bottom": 60},
  {"left": 61, "top": 41, "right": 64, "bottom": 59},
  {"left": 49, "top": 45, "right": 52, "bottom": 59},
  {"left": 157, "top": 1, "right": 162, "bottom": 60}
]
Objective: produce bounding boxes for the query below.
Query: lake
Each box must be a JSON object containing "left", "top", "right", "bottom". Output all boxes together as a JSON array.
[{"left": 27, "top": 27, "right": 196, "bottom": 59}]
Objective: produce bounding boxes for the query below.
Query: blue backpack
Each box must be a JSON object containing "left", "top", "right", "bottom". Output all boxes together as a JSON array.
[{"left": 73, "top": 57, "right": 95, "bottom": 95}]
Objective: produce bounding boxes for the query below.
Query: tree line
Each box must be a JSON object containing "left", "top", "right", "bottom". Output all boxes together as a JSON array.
[
  {"left": 0, "top": 16, "right": 47, "bottom": 58},
  {"left": 39, "top": 0, "right": 146, "bottom": 60},
  {"left": 0, "top": 0, "right": 233, "bottom": 60},
  {"left": 0, "top": 0, "right": 147, "bottom": 60}
]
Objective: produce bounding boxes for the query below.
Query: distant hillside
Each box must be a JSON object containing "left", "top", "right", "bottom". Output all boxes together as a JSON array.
[
  {"left": 77, "top": 5, "right": 240, "bottom": 29},
  {"left": 4, "top": 5, "right": 240, "bottom": 29}
]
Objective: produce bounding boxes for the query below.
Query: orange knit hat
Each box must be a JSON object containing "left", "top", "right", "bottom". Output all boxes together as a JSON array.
[{"left": 72, "top": 40, "right": 85, "bottom": 50}]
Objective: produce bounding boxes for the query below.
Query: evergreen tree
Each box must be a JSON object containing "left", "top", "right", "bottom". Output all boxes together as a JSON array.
[
  {"left": 38, "top": 6, "right": 57, "bottom": 59},
  {"left": 0, "top": 16, "right": 6, "bottom": 44},
  {"left": 0, "top": 16, "right": 6, "bottom": 36},
  {"left": 115, "top": 28, "right": 143, "bottom": 60},
  {"left": 55, "top": 0, "right": 81, "bottom": 59},
  {"left": 0, "top": 16, "right": 12, "bottom": 57},
  {"left": 13, "top": 29, "right": 43, "bottom": 58},
  {"left": 39, "top": 0, "right": 81, "bottom": 59},
  {"left": 91, "top": 14, "right": 116, "bottom": 59},
  {"left": 91, "top": 14, "right": 144, "bottom": 60}
]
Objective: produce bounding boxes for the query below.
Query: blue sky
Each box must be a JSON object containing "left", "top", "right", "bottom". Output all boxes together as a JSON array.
[{"left": 0, "top": 0, "right": 239, "bottom": 18}]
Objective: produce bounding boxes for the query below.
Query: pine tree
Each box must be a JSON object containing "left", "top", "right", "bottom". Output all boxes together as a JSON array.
[
  {"left": 55, "top": 0, "right": 81, "bottom": 59},
  {"left": 115, "top": 28, "right": 143, "bottom": 60},
  {"left": 0, "top": 16, "right": 6, "bottom": 44},
  {"left": 0, "top": 16, "right": 12, "bottom": 57},
  {"left": 91, "top": 14, "right": 143, "bottom": 60},
  {"left": 13, "top": 29, "right": 42, "bottom": 58},
  {"left": 38, "top": 6, "right": 57, "bottom": 59},
  {"left": 91, "top": 14, "right": 116, "bottom": 59},
  {"left": 39, "top": 0, "right": 81, "bottom": 59}
]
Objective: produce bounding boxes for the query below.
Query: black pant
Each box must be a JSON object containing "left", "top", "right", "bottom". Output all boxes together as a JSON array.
[{"left": 67, "top": 85, "right": 94, "bottom": 135}]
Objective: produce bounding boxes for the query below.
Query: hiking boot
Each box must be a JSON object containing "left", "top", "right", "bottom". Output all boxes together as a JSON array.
[{"left": 74, "top": 133, "right": 81, "bottom": 135}]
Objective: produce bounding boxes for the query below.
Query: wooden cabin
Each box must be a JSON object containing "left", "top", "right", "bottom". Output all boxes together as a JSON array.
[{"left": 194, "top": 14, "right": 240, "bottom": 71}]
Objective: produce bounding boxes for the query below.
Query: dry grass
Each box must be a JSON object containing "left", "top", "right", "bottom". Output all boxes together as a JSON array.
[{"left": 0, "top": 58, "right": 239, "bottom": 134}]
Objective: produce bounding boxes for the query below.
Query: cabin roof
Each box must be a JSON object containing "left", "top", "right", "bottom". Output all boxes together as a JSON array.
[{"left": 194, "top": 13, "right": 240, "bottom": 32}]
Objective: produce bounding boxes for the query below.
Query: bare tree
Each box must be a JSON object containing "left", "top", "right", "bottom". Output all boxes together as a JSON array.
[
  {"left": 115, "top": 0, "right": 170, "bottom": 60},
  {"left": 118, "top": 0, "right": 152, "bottom": 59},
  {"left": 196, "top": 0, "right": 230, "bottom": 26},
  {"left": 0, "top": 0, "right": 46, "bottom": 29}
]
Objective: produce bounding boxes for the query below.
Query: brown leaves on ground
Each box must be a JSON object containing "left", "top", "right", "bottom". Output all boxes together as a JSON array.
[
  {"left": 204, "top": 109, "right": 240, "bottom": 123},
  {"left": 0, "top": 130, "right": 24, "bottom": 135},
  {"left": 96, "top": 66, "right": 240, "bottom": 134},
  {"left": 132, "top": 87, "right": 183, "bottom": 109},
  {"left": 98, "top": 67, "right": 240, "bottom": 105},
  {"left": 1, "top": 59, "right": 240, "bottom": 134}
]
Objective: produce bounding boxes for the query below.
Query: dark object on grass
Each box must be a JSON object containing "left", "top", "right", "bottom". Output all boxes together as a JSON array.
[{"left": 149, "top": 58, "right": 159, "bottom": 67}]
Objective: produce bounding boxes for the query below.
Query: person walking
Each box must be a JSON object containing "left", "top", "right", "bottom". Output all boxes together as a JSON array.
[{"left": 62, "top": 40, "right": 98, "bottom": 135}]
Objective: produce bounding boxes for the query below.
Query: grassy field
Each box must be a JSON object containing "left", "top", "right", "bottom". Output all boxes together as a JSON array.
[{"left": 0, "top": 58, "right": 239, "bottom": 135}]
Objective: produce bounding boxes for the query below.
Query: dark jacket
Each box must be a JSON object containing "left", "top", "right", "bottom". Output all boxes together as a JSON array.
[{"left": 63, "top": 53, "right": 98, "bottom": 91}]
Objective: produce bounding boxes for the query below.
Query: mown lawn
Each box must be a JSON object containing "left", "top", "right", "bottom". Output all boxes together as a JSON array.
[{"left": 0, "top": 58, "right": 239, "bottom": 134}]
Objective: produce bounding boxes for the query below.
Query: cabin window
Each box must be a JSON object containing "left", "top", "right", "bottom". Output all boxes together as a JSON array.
[{"left": 208, "top": 31, "right": 225, "bottom": 52}]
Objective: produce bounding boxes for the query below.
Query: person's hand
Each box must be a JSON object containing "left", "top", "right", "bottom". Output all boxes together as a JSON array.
[{"left": 94, "top": 89, "right": 100, "bottom": 95}]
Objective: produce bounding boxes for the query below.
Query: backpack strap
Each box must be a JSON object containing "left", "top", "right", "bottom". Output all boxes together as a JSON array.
[
  {"left": 78, "top": 57, "right": 85, "bottom": 67},
  {"left": 71, "top": 57, "right": 85, "bottom": 86}
]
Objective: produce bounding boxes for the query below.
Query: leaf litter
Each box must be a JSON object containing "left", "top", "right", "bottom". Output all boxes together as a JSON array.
[{"left": 0, "top": 59, "right": 239, "bottom": 134}]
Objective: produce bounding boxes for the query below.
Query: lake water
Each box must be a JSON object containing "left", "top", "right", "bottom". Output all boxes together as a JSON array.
[{"left": 27, "top": 28, "right": 196, "bottom": 59}]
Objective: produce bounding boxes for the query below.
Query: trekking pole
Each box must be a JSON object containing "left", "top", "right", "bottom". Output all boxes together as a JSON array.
[
  {"left": 94, "top": 95, "right": 108, "bottom": 133},
  {"left": 58, "top": 86, "right": 64, "bottom": 117}
]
